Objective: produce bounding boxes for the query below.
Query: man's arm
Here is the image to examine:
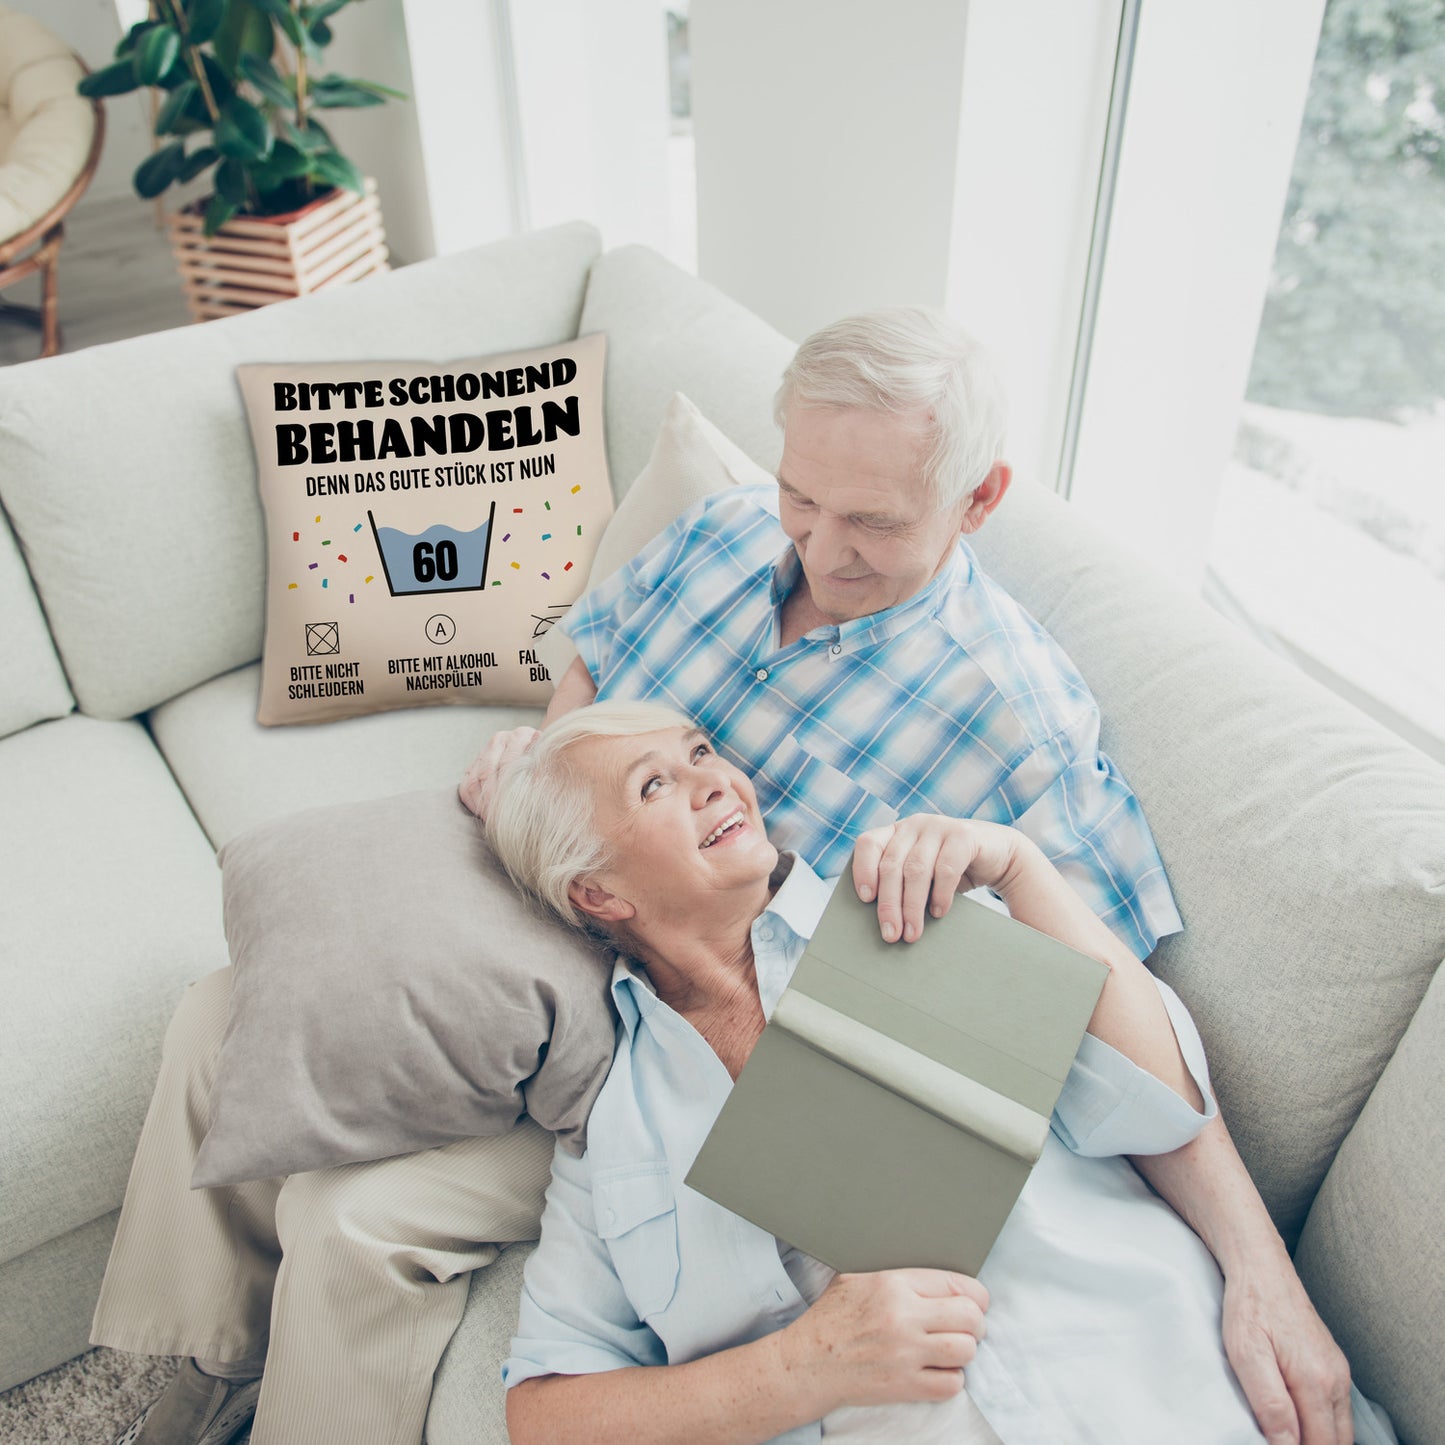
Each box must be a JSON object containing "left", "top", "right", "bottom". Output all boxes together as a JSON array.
[
  {"left": 1131, "top": 1120, "right": 1353, "bottom": 1445},
  {"left": 545, "top": 654, "right": 599, "bottom": 724}
]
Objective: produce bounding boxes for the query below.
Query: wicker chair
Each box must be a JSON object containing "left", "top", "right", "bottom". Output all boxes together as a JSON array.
[{"left": 0, "top": 7, "right": 104, "bottom": 359}]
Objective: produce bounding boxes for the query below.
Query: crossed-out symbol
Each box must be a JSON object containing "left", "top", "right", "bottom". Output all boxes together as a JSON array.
[{"left": 305, "top": 622, "right": 340, "bottom": 656}]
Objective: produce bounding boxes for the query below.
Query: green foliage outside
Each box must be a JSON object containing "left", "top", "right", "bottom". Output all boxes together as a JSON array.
[
  {"left": 1247, "top": 0, "right": 1445, "bottom": 420},
  {"left": 78, "top": 0, "right": 404, "bottom": 235}
]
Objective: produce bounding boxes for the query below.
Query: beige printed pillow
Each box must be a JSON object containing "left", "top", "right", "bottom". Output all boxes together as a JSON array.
[{"left": 238, "top": 334, "right": 612, "bottom": 725}]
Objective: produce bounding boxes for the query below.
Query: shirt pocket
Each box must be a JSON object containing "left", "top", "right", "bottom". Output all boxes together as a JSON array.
[
  {"left": 757, "top": 731, "right": 898, "bottom": 865},
  {"left": 593, "top": 1163, "right": 681, "bottom": 1321}
]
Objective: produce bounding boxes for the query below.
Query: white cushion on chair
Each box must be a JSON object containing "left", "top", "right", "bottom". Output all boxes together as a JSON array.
[{"left": 0, "top": 8, "right": 93, "bottom": 242}]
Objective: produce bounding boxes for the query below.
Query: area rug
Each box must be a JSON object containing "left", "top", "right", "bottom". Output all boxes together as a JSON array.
[{"left": 0, "top": 1349, "right": 245, "bottom": 1445}]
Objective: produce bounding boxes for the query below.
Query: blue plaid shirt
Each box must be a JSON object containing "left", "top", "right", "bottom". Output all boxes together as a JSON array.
[{"left": 563, "top": 485, "right": 1181, "bottom": 959}]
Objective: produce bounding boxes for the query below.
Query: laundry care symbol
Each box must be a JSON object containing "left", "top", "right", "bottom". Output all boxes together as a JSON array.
[
  {"left": 306, "top": 622, "right": 340, "bottom": 656},
  {"left": 425, "top": 613, "right": 456, "bottom": 645}
]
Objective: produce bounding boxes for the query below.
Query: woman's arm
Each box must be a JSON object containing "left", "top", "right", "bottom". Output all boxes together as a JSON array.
[
  {"left": 851, "top": 815, "right": 1202, "bottom": 1108},
  {"left": 509, "top": 1269, "right": 987, "bottom": 1445}
]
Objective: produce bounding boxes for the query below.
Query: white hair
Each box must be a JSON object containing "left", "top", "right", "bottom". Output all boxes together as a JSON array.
[
  {"left": 774, "top": 308, "right": 1008, "bottom": 510},
  {"left": 486, "top": 700, "right": 697, "bottom": 932}
]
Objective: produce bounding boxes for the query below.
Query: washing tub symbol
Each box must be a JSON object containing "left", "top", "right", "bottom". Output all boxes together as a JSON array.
[{"left": 367, "top": 502, "right": 496, "bottom": 597}]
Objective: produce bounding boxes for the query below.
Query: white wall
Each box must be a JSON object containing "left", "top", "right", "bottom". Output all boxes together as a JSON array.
[
  {"left": 686, "top": 0, "right": 1122, "bottom": 498},
  {"left": 509, "top": 0, "right": 671, "bottom": 253},
  {"left": 323, "top": 0, "right": 432, "bottom": 263},
  {"left": 690, "top": 0, "right": 972, "bottom": 342},
  {"left": 395, "top": 0, "right": 514, "bottom": 259}
]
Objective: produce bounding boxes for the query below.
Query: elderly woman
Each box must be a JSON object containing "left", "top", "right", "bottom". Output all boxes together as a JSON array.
[{"left": 483, "top": 699, "right": 1318, "bottom": 1445}]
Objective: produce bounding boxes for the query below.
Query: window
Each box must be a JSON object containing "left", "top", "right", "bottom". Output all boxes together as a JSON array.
[{"left": 1206, "top": 0, "right": 1445, "bottom": 758}]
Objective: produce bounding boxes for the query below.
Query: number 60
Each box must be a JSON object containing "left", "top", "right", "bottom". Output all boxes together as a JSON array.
[{"left": 413, "top": 539, "right": 459, "bottom": 583}]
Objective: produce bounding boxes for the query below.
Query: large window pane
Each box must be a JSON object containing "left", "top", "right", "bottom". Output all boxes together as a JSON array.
[{"left": 1208, "top": 0, "right": 1445, "bottom": 757}]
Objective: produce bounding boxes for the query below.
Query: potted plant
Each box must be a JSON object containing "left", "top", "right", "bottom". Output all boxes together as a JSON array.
[{"left": 79, "top": 0, "right": 404, "bottom": 319}]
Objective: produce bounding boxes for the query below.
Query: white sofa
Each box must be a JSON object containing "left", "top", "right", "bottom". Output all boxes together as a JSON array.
[{"left": 1, "top": 222, "right": 1441, "bottom": 1444}]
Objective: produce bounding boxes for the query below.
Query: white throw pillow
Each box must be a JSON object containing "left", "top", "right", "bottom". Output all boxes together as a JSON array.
[{"left": 536, "top": 391, "right": 775, "bottom": 678}]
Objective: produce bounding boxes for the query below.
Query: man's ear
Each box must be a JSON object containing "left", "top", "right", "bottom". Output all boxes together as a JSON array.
[
  {"left": 567, "top": 879, "right": 635, "bottom": 924},
  {"left": 958, "top": 462, "right": 1012, "bottom": 536}
]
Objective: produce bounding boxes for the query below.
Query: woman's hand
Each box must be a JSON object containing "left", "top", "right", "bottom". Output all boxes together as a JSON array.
[
  {"left": 852, "top": 815, "right": 1029, "bottom": 943},
  {"left": 458, "top": 726, "right": 540, "bottom": 821},
  {"left": 778, "top": 1269, "right": 989, "bottom": 1411}
]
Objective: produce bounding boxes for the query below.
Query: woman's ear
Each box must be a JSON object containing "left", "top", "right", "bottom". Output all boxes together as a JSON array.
[{"left": 567, "top": 879, "right": 635, "bottom": 924}]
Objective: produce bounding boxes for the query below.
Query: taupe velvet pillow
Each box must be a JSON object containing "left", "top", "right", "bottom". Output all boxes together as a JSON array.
[{"left": 192, "top": 789, "right": 617, "bottom": 1188}]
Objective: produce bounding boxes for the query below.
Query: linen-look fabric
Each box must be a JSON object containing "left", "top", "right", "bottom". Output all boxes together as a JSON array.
[{"left": 91, "top": 969, "right": 555, "bottom": 1445}]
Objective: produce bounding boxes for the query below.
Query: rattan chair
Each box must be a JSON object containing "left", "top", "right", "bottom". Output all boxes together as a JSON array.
[{"left": 0, "top": 7, "right": 104, "bottom": 359}]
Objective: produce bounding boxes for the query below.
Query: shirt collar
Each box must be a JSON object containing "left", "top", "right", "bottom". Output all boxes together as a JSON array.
[
  {"left": 767, "top": 541, "right": 973, "bottom": 651},
  {"left": 609, "top": 852, "right": 835, "bottom": 1037}
]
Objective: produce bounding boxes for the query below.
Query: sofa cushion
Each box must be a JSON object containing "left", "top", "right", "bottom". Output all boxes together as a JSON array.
[
  {"left": 579, "top": 245, "right": 794, "bottom": 500},
  {"left": 968, "top": 478, "right": 1445, "bottom": 1244},
  {"left": 0, "top": 715, "right": 227, "bottom": 1267},
  {"left": 195, "top": 790, "right": 615, "bottom": 1186},
  {"left": 148, "top": 663, "right": 541, "bottom": 850},
  {"left": 427, "top": 1241, "right": 534, "bottom": 1445},
  {"left": 0, "top": 502, "right": 72, "bottom": 739},
  {"left": 0, "top": 221, "right": 602, "bottom": 722},
  {"left": 1295, "top": 958, "right": 1445, "bottom": 1445},
  {"left": 0, "top": 1211, "right": 119, "bottom": 1394}
]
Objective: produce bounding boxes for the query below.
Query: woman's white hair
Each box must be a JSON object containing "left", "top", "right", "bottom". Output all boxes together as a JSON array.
[
  {"left": 774, "top": 307, "right": 1007, "bottom": 510},
  {"left": 486, "top": 699, "right": 697, "bottom": 932}
]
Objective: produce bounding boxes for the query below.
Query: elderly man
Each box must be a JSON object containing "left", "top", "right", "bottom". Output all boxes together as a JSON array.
[{"left": 95, "top": 310, "right": 1350, "bottom": 1445}]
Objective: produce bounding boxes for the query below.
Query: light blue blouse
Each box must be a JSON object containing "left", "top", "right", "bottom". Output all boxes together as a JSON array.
[{"left": 504, "top": 857, "right": 1271, "bottom": 1443}]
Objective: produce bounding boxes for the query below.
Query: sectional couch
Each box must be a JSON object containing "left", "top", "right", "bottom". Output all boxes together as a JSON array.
[{"left": 1, "top": 221, "right": 1441, "bottom": 1443}]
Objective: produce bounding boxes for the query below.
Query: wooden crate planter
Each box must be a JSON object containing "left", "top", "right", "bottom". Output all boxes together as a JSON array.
[{"left": 166, "top": 179, "right": 389, "bottom": 322}]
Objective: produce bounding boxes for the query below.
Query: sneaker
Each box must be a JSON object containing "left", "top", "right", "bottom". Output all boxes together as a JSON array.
[{"left": 112, "top": 1358, "right": 262, "bottom": 1445}]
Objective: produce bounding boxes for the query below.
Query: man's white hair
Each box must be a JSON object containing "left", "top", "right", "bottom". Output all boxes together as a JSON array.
[
  {"left": 774, "top": 307, "right": 1008, "bottom": 510},
  {"left": 487, "top": 700, "right": 697, "bottom": 931}
]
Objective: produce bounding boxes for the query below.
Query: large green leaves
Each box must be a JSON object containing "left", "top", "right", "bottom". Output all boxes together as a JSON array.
[
  {"left": 204, "top": 193, "right": 239, "bottom": 236},
  {"left": 308, "top": 73, "right": 386, "bottom": 108},
  {"left": 281, "top": 115, "right": 333, "bottom": 154},
  {"left": 154, "top": 79, "right": 198, "bottom": 135},
  {"left": 309, "top": 148, "right": 363, "bottom": 194},
  {"left": 133, "top": 142, "right": 186, "bottom": 198},
  {"left": 178, "top": 145, "right": 220, "bottom": 182},
  {"left": 185, "top": 0, "right": 227, "bottom": 47},
  {"left": 239, "top": 53, "right": 295, "bottom": 107},
  {"left": 215, "top": 95, "right": 274, "bottom": 161},
  {"left": 248, "top": 140, "right": 312, "bottom": 194},
  {"left": 79, "top": 59, "right": 142, "bottom": 98},
  {"left": 134, "top": 24, "right": 181, "bottom": 84},
  {"left": 213, "top": 0, "right": 275, "bottom": 75},
  {"left": 246, "top": 0, "right": 306, "bottom": 48}
]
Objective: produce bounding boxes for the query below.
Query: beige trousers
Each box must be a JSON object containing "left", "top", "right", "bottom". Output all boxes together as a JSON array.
[{"left": 91, "top": 968, "right": 555, "bottom": 1445}]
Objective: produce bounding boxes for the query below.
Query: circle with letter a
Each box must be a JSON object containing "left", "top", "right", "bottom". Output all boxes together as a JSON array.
[{"left": 424, "top": 614, "right": 457, "bottom": 645}]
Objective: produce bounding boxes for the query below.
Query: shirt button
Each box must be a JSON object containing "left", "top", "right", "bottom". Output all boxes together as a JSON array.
[
  {"left": 830, "top": 644, "right": 842, "bottom": 655},
  {"left": 755, "top": 668, "right": 769, "bottom": 681},
  {"left": 756, "top": 924, "right": 773, "bottom": 943}
]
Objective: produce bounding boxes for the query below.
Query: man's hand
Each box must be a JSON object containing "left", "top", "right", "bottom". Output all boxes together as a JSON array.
[
  {"left": 1221, "top": 1262, "right": 1353, "bottom": 1445},
  {"left": 458, "top": 726, "right": 540, "bottom": 822}
]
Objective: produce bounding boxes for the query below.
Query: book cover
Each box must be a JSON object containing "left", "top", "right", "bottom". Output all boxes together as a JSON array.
[{"left": 685, "top": 886, "right": 1109, "bottom": 1275}]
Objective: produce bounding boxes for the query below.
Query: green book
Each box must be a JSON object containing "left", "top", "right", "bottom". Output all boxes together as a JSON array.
[{"left": 684, "top": 886, "right": 1110, "bottom": 1276}]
